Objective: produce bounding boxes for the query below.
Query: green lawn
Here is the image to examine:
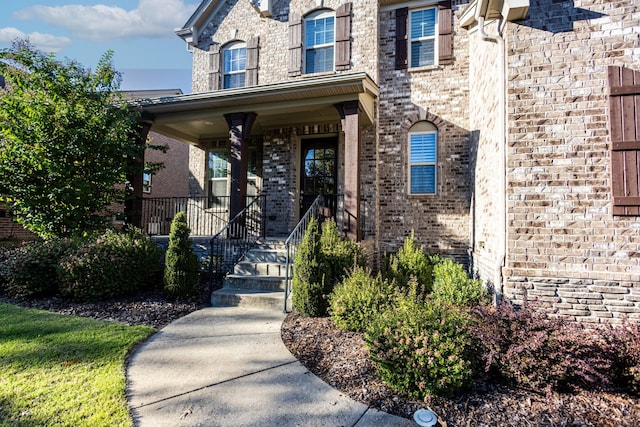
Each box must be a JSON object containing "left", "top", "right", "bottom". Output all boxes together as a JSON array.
[{"left": 0, "top": 303, "right": 154, "bottom": 426}]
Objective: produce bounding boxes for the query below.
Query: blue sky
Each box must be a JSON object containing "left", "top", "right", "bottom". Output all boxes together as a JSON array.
[{"left": 0, "top": 0, "right": 200, "bottom": 93}]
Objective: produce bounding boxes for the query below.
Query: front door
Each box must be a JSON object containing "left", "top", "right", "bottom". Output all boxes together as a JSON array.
[{"left": 300, "top": 138, "right": 337, "bottom": 215}]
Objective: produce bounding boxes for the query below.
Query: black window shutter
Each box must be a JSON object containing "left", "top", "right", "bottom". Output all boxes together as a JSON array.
[
  {"left": 335, "top": 3, "right": 352, "bottom": 71},
  {"left": 395, "top": 7, "right": 408, "bottom": 70},
  {"left": 438, "top": 1, "right": 453, "bottom": 65},
  {"left": 209, "top": 44, "right": 221, "bottom": 91},
  {"left": 246, "top": 36, "right": 259, "bottom": 86},
  {"left": 288, "top": 12, "right": 302, "bottom": 77}
]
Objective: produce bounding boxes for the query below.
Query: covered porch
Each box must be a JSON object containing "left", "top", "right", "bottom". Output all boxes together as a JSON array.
[{"left": 133, "top": 72, "right": 378, "bottom": 241}]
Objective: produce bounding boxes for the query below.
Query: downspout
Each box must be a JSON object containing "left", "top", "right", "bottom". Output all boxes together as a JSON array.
[{"left": 476, "top": 11, "right": 507, "bottom": 301}]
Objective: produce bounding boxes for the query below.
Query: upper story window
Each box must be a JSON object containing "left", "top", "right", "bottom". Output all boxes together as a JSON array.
[
  {"left": 304, "top": 10, "right": 335, "bottom": 74},
  {"left": 395, "top": 3, "right": 452, "bottom": 70},
  {"left": 223, "top": 41, "right": 247, "bottom": 89},
  {"left": 408, "top": 121, "right": 438, "bottom": 195},
  {"left": 409, "top": 8, "right": 437, "bottom": 68}
]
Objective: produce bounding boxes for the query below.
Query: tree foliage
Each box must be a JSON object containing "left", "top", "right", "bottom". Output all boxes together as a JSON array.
[{"left": 0, "top": 40, "right": 142, "bottom": 238}]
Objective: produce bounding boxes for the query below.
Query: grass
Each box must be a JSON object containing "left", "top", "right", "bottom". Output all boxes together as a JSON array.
[{"left": 0, "top": 303, "right": 155, "bottom": 426}]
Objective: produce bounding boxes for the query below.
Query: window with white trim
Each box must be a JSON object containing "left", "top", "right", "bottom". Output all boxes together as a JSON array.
[
  {"left": 222, "top": 41, "right": 246, "bottom": 89},
  {"left": 409, "top": 7, "right": 437, "bottom": 68},
  {"left": 208, "top": 150, "right": 229, "bottom": 207},
  {"left": 304, "top": 9, "right": 335, "bottom": 74},
  {"left": 409, "top": 122, "right": 438, "bottom": 195}
]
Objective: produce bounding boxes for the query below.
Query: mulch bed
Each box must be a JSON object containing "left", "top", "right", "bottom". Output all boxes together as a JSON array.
[{"left": 280, "top": 311, "right": 640, "bottom": 426}]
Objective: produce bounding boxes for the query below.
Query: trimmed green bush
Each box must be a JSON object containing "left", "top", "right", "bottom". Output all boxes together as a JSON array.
[
  {"left": 365, "top": 289, "right": 474, "bottom": 398},
  {"left": 319, "top": 219, "right": 366, "bottom": 289},
  {"left": 59, "top": 229, "right": 161, "bottom": 301},
  {"left": 1, "top": 238, "right": 78, "bottom": 298},
  {"left": 163, "top": 212, "right": 201, "bottom": 300},
  {"left": 383, "top": 231, "right": 434, "bottom": 299},
  {"left": 292, "top": 217, "right": 325, "bottom": 316},
  {"left": 329, "top": 267, "right": 393, "bottom": 332},
  {"left": 431, "top": 258, "right": 488, "bottom": 306}
]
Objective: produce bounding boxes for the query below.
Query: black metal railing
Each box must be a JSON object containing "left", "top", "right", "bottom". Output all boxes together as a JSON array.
[
  {"left": 208, "top": 195, "right": 266, "bottom": 290},
  {"left": 283, "top": 194, "right": 324, "bottom": 313},
  {"left": 139, "top": 196, "right": 258, "bottom": 236}
]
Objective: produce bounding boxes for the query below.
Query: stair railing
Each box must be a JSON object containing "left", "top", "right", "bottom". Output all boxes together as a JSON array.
[
  {"left": 283, "top": 194, "right": 323, "bottom": 313},
  {"left": 208, "top": 195, "right": 266, "bottom": 292}
]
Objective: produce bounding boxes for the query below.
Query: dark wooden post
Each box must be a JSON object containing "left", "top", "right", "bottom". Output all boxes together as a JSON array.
[
  {"left": 224, "top": 112, "right": 257, "bottom": 221},
  {"left": 125, "top": 120, "right": 152, "bottom": 229},
  {"left": 335, "top": 101, "right": 361, "bottom": 241}
]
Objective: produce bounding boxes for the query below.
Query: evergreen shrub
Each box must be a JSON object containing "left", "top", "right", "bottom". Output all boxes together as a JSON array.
[{"left": 163, "top": 212, "right": 201, "bottom": 300}]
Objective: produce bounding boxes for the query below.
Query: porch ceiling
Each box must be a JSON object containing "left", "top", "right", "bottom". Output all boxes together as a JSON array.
[{"left": 133, "top": 72, "right": 378, "bottom": 145}]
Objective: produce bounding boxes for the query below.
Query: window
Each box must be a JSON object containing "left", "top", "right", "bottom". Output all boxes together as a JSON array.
[
  {"left": 223, "top": 42, "right": 246, "bottom": 89},
  {"left": 304, "top": 10, "right": 335, "bottom": 74},
  {"left": 395, "top": 2, "right": 453, "bottom": 70},
  {"left": 208, "top": 150, "right": 229, "bottom": 207},
  {"left": 408, "top": 122, "right": 438, "bottom": 195},
  {"left": 410, "top": 8, "right": 437, "bottom": 68},
  {"left": 142, "top": 171, "right": 152, "bottom": 193},
  {"left": 208, "top": 148, "right": 260, "bottom": 206}
]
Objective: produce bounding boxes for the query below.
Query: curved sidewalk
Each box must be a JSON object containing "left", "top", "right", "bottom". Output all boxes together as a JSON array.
[{"left": 127, "top": 306, "right": 415, "bottom": 427}]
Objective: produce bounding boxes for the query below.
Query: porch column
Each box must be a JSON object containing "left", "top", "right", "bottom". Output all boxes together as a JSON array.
[
  {"left": 125, "top": 120, "right": 152, "bottom": 229},
  {"left": 224, "top": 112, "right": 257, "bottom": 220},
  {"left": 335, "top": 100, "right": 361, "bottom": 241}
]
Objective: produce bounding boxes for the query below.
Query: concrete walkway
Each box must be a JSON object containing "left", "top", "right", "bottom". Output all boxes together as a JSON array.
[{"left": 127, "top": 306, "right": 416, "bottom": 427}]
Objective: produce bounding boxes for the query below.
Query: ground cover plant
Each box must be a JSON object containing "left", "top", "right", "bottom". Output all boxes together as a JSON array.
[{"left": 0, "top": 302, "right": 154, "bottom": 426}]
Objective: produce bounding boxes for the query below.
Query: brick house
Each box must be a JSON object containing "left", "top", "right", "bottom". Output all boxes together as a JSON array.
[{"left": 137, "top": 0, "right": 640, "bottom": 322}]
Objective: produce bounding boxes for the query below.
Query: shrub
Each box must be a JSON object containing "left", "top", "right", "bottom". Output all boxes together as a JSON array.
[
  {"left": 59, "top": 229, "right": 161, "bottom": 301},
  {"left": 163, "top": 212, "right": 201, "bottom": 300},
  {"left": 329, "top": 267, "right": 393, "bottom": 332},
  {"left": 431, "top": 258, "right": 488, "bottom": 306},
  {"left": 319, "top": 219, "right": 366, "bottom": 290},
  {"left": 1, "top": 238, "right": 77, "bottom": 298},
  {"left": 470, "top": 301, "right": 613, "bottom": 393},
  {"left": 383, "top": 231, "right": 434, "bottom": 299},
  {"left": 604, "top": 320, "right": 640, "bottom": 395},
  {"left": 365, "top": 287, "right": 474, "bottom": 398},
  {"left": 292, "top": 217, "right": 326, "bottom": 317}
]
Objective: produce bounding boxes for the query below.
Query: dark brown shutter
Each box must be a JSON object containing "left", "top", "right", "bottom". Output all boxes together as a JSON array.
[
  {"left": 335, "top": 3, "right": 352, "bottom": 71},
  {"left": 288, "top": 12, "right": 302, "bottom": 77},
  {"left": 395, "top": 7, "right": 408, "bottom": 70},
  {"left": 438, "top": 1, "right": 453, "bottom": 65},
  {"left": 608, "top": 65, "right": 640, "bottom": 216},
  {"left": 246, "top": 36, "right": 259, "bottom": 86},
  {"left": 209, "top": 44, "right": 221, "bottom": 91}
]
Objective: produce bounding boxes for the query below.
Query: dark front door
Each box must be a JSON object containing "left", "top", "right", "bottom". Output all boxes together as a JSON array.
[{"left": 300, "top": 138, "right": 337, "bottom": 215}]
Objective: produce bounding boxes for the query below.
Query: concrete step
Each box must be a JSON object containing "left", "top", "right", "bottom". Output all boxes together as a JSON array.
[
  {"left": 233, "top": 261, "right": 291, "bottom": 277},
  {"left": 223, "top": 275, "right": 287, "bottom": 291},
  {"left": 242, "top": 249, "right": 288, "bottom": 263},
  {"left": 211, "top": 288, "right": 286, "bottom": 311}
]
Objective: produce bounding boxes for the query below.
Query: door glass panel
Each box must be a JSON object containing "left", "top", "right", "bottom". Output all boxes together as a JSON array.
[{"left": 301, "top": 140, "right": 337, "bottom": 214}]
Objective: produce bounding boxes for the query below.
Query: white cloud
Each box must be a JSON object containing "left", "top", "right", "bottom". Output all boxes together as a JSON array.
[
  {"left": 0, "top": 27, "right": 72, "bottom": 53},
  {"left": 13, "top": 0, "right": 196, "bottom": 41}
]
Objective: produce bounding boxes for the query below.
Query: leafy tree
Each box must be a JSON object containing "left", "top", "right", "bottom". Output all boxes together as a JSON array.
[{"left": 0, "top": 40, "right": 142, "bottom": 238}]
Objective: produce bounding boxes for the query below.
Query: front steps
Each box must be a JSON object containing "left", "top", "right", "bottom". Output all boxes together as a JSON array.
[{"left": 211, "top": 240, "right": 291, "bottom": 311}]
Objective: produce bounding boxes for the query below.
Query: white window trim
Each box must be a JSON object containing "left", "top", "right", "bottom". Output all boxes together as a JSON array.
[
  {"left": 408, "top": 129, "right": 438, "bottom": 195},
  {"left": 143, "top": 172, "right": 152, "bottom": 193},
  {"left": 408, "top": 6, "right": 438, "bottom": 69},
  {"left": 303, "top": 9, "right": 336, "bottom": 74},
  {"left": 222, "top": 41, "right": 247, "bottom": 89}
]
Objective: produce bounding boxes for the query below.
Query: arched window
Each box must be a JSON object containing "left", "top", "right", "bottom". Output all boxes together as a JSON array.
[
  {"left": 408, "top": 121, "right": 438, "bottom": 195},
  {"left": 222, "top": 41, "right": 246, "bottom": 89},
  {"left": 304, "top": 9, "right": 335, "bottom": 74}
]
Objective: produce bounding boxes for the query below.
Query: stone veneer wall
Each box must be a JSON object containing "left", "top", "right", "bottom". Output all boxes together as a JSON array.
[
  {"left": 502, "top": 0, "right": 640, "bottom": 322},
  {"left": 191, "top": 0, "right": 379, "bottom": 93},
  {"left": 377, "top": 4, "right": 471, "bottom": 263}
]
